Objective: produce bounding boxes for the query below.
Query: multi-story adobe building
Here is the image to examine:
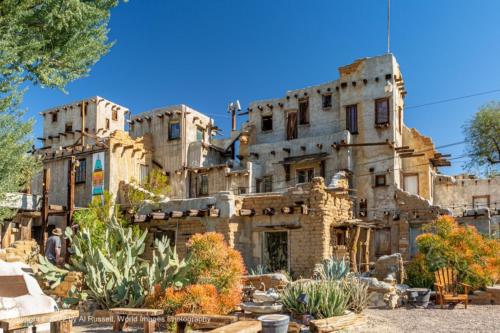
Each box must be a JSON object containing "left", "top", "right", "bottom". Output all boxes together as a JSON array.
[{"left": 11, "top": 53, "right": 495, "bottom": 274}]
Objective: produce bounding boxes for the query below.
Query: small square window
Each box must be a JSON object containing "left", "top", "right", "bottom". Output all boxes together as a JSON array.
[
  {"left": 51, "top": 113, "right": 58, "bottom": 122},
  {"left": 322, "top": 94, "right": 332, "bottom": 109},
  {"left": 375, "top": 174, "right": 386, "bottom": 187},
  {"left": 238, "top": 187, "right": 247, "bottom": 195},
  {"left": 65, "top": 123, "right": 73, "bottom": 133},
  {"left": 169, "top": 122, "right": 181, "bottom": 140},
  {"left": 112, "top": 110, "right": 118, "bottom": 121},
  {"left": 297, "top": 168, "right": 314, "bottom": 184},
  {"left": 262, "top": 114, "right": 273, "bottom": 131}
]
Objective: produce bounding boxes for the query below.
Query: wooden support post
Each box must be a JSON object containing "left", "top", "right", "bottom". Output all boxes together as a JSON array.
[
  {"left": 50, "top": 319, "right": 73, "bottom": 333},
  {"left": 364, "top": 228, "right": 371, "bottom": 273},
  {"left": 349, "top": 226, "right": 361, "bottom": 273},
  {"left": 65, "top": 157, "right": 76, "bottom": 262},
  {"left": 40, "top": 168, "right": 50, "bottom": 254}
]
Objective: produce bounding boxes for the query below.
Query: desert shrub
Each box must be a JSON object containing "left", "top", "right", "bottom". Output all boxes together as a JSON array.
[
  {"left": 145, "top": 284, "right": 221, "bottom": 315},
  {"left": 343, "top": 277, "right": 369, "bottom": 314},
  {"left": 280, "top": 280, "right": 349, "bottom": 318},
  {"left": 146, "top": 232, "right": 246, "bottom": 315},
  {"left": 186, "top": 232, "right": 245, "bottom": 293},
  {"left": 313, "top": 257, "right": 349, "bottom": 281},
  {"left": 405, "top": 254, "right": 435, "bottom": 289},
  {"left": 415, "top": 216, "right": 500, "bottom": 290}
]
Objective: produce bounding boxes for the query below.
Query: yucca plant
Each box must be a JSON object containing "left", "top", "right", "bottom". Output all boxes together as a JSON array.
[{"left": 313, "top": 256, "right": 349, "bottom": 281}]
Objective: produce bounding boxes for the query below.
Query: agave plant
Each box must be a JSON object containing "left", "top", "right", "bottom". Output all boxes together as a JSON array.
[
  {"left": 38, "top": 255, "right": 70, "bottom": 289},
  {"left": 249, "top": 264, "right": 269, "bottom": 275},
  {"left": 313, "top": 256, "right": 349, "bottom": 281},
  {"left": 280, "top": 280, "right": 349, "bottom": 319}
]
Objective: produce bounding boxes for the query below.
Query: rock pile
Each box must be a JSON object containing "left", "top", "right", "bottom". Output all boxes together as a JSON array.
[{"left": 0, "top": 240, "right": 39, "bottom": 264}]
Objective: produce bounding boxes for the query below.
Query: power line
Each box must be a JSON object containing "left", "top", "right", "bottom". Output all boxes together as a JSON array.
[{"left": 405, "top": 88, "right": 500, "bottom": 110}]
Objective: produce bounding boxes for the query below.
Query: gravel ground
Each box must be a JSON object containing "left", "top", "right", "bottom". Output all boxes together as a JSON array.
[
  {"left": 73, "top": 305, "right": 500, "bottom": 333},
  {"left": 347, "top": 305, "right": 500, "bottom": 333}
]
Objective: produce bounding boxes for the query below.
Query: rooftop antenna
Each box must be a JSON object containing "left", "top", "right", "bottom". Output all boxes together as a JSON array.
[{"left": 387, "top": 0, "right": 391, "bottom": 53}]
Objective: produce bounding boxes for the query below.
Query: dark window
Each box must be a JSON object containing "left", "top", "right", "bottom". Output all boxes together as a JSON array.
[
  {"left": 346, "top": 104, "right": 358, "bottom": 134},
  {"left": 298, "top": 98, "right": 309, "bottom": 124},
  {"left": 286, "top": 112, "right": 298, "bottom": 140},
  {"left": 263, "top": 176, "right": 273, "bottom": 192},
  {"left": 51, "top": 113, "right": 58, "bottom": 122},
  {"left": 359, "top": 199, "right": 367, "bottom": 217},
  {"left": 375, "top": 98, "right": 390, "bottom": 125},
  {"left": 112, "top": 110, "right": 118, "bottom": 121},
  {"left": 297, "top": 168, "right": 314, "bottom": 183},
  {"left": 65, "top": 123, "right": 73, "bottom": 133},
  {"left": 169, "top": 122, "right": 181, "bottom": 140},
  {"left": 322, "top": 94, "right": 332, "bottom": 109},
  {"left": 75, "top": 159, "right": 86, "bottom": 183},
  {"left": 375, "top": 174, "right": 386, "bottom": 187},
  {"left": 105, "top": 118, "right": 110, "bottom": 130},
  {"left": 256, "top": 179, "right": 262, "bottom": 193},
  {"left": 198, "top": 174, "right": 208, "bottom": 196},
  {"left": 238, "top": 187, "right": 247, "bottom": 195},
  {"left": 196, "top": 127, "right": 204, "bottom": 142},
  {"left": 262, "top": 114, "right": 273, "bottom": 131}
]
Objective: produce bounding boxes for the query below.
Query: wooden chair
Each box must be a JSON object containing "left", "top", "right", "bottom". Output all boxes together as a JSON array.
[{"left": 434, "top": 267, "right": 470, "bottom": 309}]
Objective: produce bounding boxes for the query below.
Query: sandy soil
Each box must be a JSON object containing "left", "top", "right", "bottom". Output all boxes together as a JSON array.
[{"left": 73, "top": 305, "right": 500, "bottom": 333}]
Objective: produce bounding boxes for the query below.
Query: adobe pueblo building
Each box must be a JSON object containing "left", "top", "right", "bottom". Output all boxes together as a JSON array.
[{"left": 5, "top": 53, "right": 495, "bottom": 276}]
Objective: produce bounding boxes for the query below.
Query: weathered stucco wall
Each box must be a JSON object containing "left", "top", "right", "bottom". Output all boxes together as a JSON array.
[{"left": 434, "top": 174, "right": 500, "bottom": 215}]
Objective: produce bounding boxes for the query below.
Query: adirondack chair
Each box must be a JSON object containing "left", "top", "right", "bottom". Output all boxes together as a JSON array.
[{"left": 434, "top": 267, "right": 470, "bottom": 309}]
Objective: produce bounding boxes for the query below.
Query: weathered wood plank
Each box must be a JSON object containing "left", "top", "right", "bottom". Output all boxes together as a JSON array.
[
  {"left": 0, "top": 310, "right": 79, "bottom": 331},
  {"left": 309, "top": 313, "right": 365, "bottom": 333},
  {"left": 208, "top": 320, "right": 261, "bottom": 333}
]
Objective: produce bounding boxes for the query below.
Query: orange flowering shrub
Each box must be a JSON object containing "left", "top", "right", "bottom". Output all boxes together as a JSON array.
[
  {"left": 145, "top": 233, "right": 246, "bottom": 315},
  {"left": 413, "top": 216, "right": 500, "bottom": 290},
  {"left": 145, "top": 284, "right": 220, "bottom": 314}
]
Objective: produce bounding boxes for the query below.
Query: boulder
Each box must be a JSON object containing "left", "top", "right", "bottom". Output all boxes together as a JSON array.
[
  {"left": 373, "top": 253, "right": 405, "bottom": 283},
  {"left": 242, "top": 273, "right": 290, "bottom": 290}
]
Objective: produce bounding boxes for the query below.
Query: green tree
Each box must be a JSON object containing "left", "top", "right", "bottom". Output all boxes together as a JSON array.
[
  {"left": 0, "top": 0, "right": 125, "bottom": 222},
  {"left": 463, "top": 102, "right": 500, "bottom": 176}
]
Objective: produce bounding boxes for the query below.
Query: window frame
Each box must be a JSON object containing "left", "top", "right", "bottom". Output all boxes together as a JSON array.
[
  {"left": 168, "top": 121, "right": 181, "bottom": 140},
  {"left": 262, "top": 175, "right": 273, "bottom": 193},
  {"left": 75, "top": 158, "right": 87, "bottom": 184},
  {"left": 375, "top": 97, "right": 390, "bottom": 126},
  {"left": 346, "top": 104, "right": 358, "bottom": 134},
  {"left": 112, "top": 110, "right": 118, "bottom": 121},
  {"left": 375, "top": 174, "right": 387, "bottom": 187},
  {"left": 198, "top": 174, "right": 209, "bottom": 196},
  {"left": 196, "top": 126, "right": 204, "bottom": 142},
  {"left": 472, "top": 195, "right": 490, "bottom": 209},
  {"left": 65, "top": 123, "right": 73, "bottom": 133},
  {"left": 403, "top": 173, "right": 419, "bottom": 195},
  {"left": 105, "top": 118, "right": 110, "bottom": 130},
  {"left": 298, "top": 98, "right": 310, "bottom": 125},
  {"left": 261, "top": 114, "right": 273, "bottom": 132},
  {"left": 51, "top": 113, "right": 58, "bottom": 123},
  {"left": 322, "top": 94, "right": 332, "bottom": 110},
  {"left": 296, "top": 168, "right": 314, "bottom": 184}
]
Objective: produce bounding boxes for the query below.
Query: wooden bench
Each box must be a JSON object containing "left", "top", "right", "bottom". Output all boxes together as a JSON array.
[
  {"left": 208, "top": 320, "right": 261, "bottom": 333},
  {"left": 0, "top": 310, "right": 79, "bottom": 333},
  {"left": 174, "top": 313, "right": 237, "bottom": 333},
  {"left": 110, "top": 308, "right": 163, "bottom": 333}
]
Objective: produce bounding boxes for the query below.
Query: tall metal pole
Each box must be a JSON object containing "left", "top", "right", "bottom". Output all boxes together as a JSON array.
[{"left": 387, "top": 0, "right": 391, "bottom": 53}]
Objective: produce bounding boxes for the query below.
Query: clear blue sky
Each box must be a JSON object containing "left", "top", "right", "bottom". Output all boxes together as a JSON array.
[{"left": 22, "top": 0, "right": 500, "bottom": 175}]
